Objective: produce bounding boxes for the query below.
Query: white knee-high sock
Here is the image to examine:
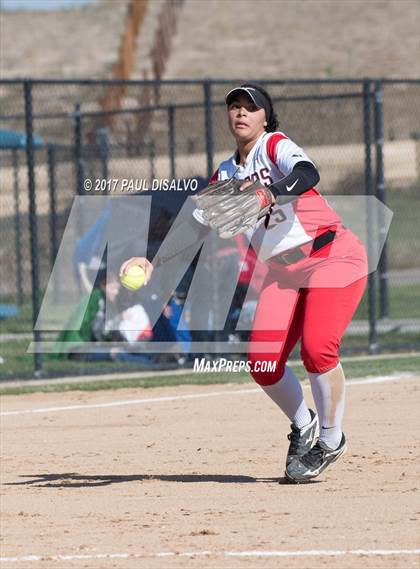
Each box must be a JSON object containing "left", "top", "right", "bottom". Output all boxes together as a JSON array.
[
  {"left": 308, "top": 363, "right": 345, "bottom": 450},
  {"left": 261, "top": 365, "right": 312, "bottom": 428}
]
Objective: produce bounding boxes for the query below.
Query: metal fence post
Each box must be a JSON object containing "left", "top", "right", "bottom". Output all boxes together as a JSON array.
[
  {"left": 74, "top": 103, "right": 84, "bottom": 195},
  {"left": 23, "top": 79, "right": 43, "bottom": 377},
  {"left": 363, "top": 80, "right": 378, "bottom": 353},
  {"left": 374, "top": 80, "right": 389, "bottom": 318},
  {"left": 73, "top": 103, "right": 85, "bottom": 243},
  {"left": 168, "top": 105, "right": 176, "bottom": 179},
  {"left": 149, "top": 139, "right": 156, "bottom": 181},
  {"left": 203, "top": 80, "right": 214, "bottom": 179},
  {"left": 97, "top": 127, "right": 109, "bottom": 181},
  {"left": 47, "top": 143, "right": 59, "bottom": 302},
  {"left": 11, "top": 148, "right": 24, "bottom": 305},
  {"left": 47, "top": 143, "right": 58, "bottom": 266}
]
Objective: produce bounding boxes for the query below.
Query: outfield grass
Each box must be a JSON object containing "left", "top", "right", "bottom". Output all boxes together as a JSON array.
[
  {"left": 1, "top": 327, "right": 419, "bottom": 381},
  {"left": 1, "top": 273, "right": 418, "bottom": 380},
  {"left": 1, "top": 331, "right": 420, "bottom": 381},
  {"left": 0, "top": 353, "right": 418, "bottom": 396},
  {"left": 0, "top": 339, "right": 141, "bottom": 379},
  {"left": 354, "top": 284, "right": 420, "bottom": 320},
  {"left": 0, "top": 300, "right": 33, "bottom": 334},
  {"left": 386, "top": 188, "right": 420, "bottom": 270},
  {"left": 1, "top": 282, "right": 418, "bottom": 338}
]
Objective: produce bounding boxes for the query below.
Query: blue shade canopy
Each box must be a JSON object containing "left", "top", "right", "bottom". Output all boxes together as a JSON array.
[
  {"left": 1, "top": 0, "right": 95, "bottom": 10},
  {"left": 0, "top": 304, "right": 19, "bottom": 320},
  {"left": 0, "top": 129, "right": 44, "bottom": 149}
]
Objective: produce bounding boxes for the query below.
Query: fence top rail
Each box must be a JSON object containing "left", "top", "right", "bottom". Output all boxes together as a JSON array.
[
  {"left": 0, "top": 91, "right": 369, "bottom": 123},
  {"left": 0, "top": 77, "right": 419, "bottom": 86}
]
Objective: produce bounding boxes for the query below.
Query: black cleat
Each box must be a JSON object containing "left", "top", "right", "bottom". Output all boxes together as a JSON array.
[
  {"left": 285, "top": 409, "right": 318, "bottom": 468},
  {"left": 285, "top": 433, "right": 347, "bottom": 483}
]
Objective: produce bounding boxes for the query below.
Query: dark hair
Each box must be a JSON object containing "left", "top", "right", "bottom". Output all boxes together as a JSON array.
[{"left": 240, "top": 82, "right": 279, "bottom": 132}]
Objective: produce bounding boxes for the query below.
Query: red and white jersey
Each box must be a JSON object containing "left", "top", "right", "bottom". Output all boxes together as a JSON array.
[{"left": 194, "top": 131, "right": 342, "bottom": 261}]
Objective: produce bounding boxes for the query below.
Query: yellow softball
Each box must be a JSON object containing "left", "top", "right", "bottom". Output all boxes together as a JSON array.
[{"left": 120, "top": 265, "right": 146, "bottom": 291}]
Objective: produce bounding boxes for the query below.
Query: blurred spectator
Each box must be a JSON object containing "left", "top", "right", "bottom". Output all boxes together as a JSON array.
[
  {"left": 112, "top": 303, "right": 154, "bottom": 365},
  {"left": 118, "top": 304, "right": 152, "bottom": 343},
  {"left": 153, "top": 290, "right": 192, "bottom": 365},
  {"left": 53, "top": 269, "right": 121, "bottom": 361}
]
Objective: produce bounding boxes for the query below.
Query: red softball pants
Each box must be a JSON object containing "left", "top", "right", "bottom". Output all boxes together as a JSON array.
[{"left": 248, "top": 229, "right": 368, "bottom": 385}]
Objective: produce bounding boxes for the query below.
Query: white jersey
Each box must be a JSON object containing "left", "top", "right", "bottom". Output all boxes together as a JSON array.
[{"left": 194, "top": 131, "right": 342, "bottom": 261}]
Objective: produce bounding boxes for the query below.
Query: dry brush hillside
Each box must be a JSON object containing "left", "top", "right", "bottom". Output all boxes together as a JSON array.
[
  {"left": 165, "top": 0, "right": 420, "bottom": 79},
  {"left": 0, "top": 0, "right": 418, "bottom": 80}
]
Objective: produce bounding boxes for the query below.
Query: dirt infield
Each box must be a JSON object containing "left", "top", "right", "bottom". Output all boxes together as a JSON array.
[{"left": 1, "top": 375, "right": 419, "bottom": 568}]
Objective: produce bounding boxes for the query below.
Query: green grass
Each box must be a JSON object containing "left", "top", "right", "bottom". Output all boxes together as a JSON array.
[
  {"left": 0, "top": 339, "right": 36, "bottom": 377},
  {"left": 1, "top": 326, "right": 419, "bottom": 381},
  {"left": 354, "top": 284, "right": 420, "bottom": 320},
  {"left": 386, "top": 188, "right": 420, "bottom": 269},
  {"left": 1, "top": 282, "right": 418, "bottom": 338},
  {"left": 1, "top": 283, "right": 418, "bottom": 346},
  {"left": 0, "top": 300, "right": 33, "bottom": 334},
  {"left": 343, "top": 330, "right": 420, "bottom": 350},
  {"left": 0, "top": 353, "right": 418, "bottom": 396},
  {"left": 0, "top": 339, "right": 136, "bottom": 379}
]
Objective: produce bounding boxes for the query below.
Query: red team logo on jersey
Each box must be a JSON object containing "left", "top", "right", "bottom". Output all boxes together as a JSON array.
[{"left": 255, "top": 188, "right": 272, "bottom": 209}]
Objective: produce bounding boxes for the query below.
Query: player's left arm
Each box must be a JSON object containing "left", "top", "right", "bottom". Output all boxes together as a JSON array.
[
  {"left": 267, "top": 135, "right": 320, "bottom": 198},
  {"left": 269, "top": 161, "right": 319, "bottom": 198}
]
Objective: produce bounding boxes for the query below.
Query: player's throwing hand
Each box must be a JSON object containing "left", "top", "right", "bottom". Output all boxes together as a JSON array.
[{"left": 119, "top": 257, "right": 154, "bottom": 286}]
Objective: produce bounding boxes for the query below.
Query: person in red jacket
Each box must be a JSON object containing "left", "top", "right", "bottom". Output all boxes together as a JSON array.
[{"left": 121, "top": 83, "right": 368, "bottom": 483}]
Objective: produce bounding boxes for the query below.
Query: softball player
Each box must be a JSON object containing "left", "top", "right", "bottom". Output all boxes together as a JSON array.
[{"left": 121, "top": 83, "right": 368, "bottom": 483}]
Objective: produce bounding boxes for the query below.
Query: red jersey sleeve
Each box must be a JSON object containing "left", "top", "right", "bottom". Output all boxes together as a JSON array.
[
  {"left": 266, "top": 132, "right": 315, "bottom": 176},
  {"left": 266, "top": 132, "right": 288, "bottom": 165}
]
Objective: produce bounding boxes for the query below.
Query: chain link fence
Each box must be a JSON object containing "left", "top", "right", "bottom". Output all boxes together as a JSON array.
[{"left": 0, "top": 78, "right": 419, "bottom": 379}]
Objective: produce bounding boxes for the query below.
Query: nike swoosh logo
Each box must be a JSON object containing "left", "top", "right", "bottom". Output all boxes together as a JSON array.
[{"left": 286, "top": 179, "right": 299, "bottom": 192}]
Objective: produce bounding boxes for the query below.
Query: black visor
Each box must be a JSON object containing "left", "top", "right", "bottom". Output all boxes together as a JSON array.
[{"left": 225, "top": 86, "right": 271, "bottom": 119}]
